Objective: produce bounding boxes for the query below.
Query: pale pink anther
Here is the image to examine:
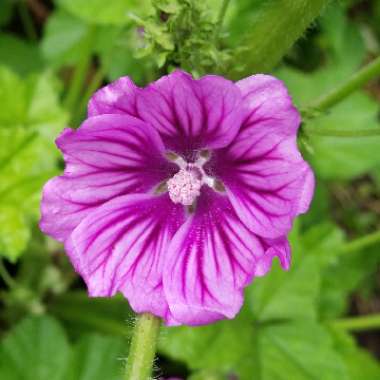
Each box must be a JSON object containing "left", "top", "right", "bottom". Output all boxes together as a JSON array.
[{"left": 167, "top": 168, "right": 202, "bottom": 206}]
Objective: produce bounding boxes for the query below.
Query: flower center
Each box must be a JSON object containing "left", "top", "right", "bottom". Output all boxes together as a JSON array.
[
  {"left": 167, "top": 168, "right": 202, "bottom": 206},
  {"left": 166, "top": 153, "right": 218, "bottom": 206}
]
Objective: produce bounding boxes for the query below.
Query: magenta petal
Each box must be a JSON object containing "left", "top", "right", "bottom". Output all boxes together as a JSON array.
[
  {"left": 88, "top": 76, "right": 139, "bottom": 117},
  {"left": 255, "top": 237, "right": 291, "bottom": 276},
  {"left": 163, "top": 187, "right": 265, "bottom": 326},
  {"left": 236, "top": 74, "right": 300, "bottom": 136},
  {"left": 66, "top": 193, "right": 185, "bottom": 320},
  {"left": 136, "top": 70, "right": 243, "bottom": 159},
  {"left": 40, "top": 114, "right": 176, "bottom": 242},
  {"left": 205, "top": 75, "right": 314, "bottom": 239},
  {"left": 207, "top": 134, "right": 315, "bottom": 239}
]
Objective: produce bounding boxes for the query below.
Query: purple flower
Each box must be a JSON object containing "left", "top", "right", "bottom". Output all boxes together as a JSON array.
[{"left": 40, "top": 71, "right": 314, "bottom": 326}]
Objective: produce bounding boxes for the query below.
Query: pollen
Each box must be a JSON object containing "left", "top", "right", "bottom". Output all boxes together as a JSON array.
[{"left": 167, "top": 169, "right": 202, "bottom": 206}]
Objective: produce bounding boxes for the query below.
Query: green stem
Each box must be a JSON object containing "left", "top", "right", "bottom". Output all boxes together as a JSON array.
[
  {"left": 72, "top": 68, "right": 105, "bottom": 127},
  {"left": 64, "top": 26, "right": 97, "bottom": 116},
  {"left": 229, "top": 0, "right": 330, "bottom": 78},
  {"left": 0, "top": 258, "right": 16, "bottom": 289},
  {"left": 213, "top": 0, "right": 231, "bottom": 41},
  {"left": 330, "top": 313, "right": 380, "bottom": 331},
  {"left": 17, "top": 0, "right": 38, "bottom": 41},
  {"left": 338, "top": 229, "right": 380, "bottom": 254},
  {"left": 125, "top": 313, "right": 161, "bottom": 380},
  {"left": 307, "top": 55, "right": 380, "bottom": 112}
]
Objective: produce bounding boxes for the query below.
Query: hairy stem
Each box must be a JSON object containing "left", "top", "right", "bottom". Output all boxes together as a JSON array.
[
  {"left": 230, "top": 0, "right": 330, "bottom": 78},
  {"left": 331, "top": 313, "right": 380, "bottom": 331},
  {"left": 125, "top": 313, "right": 161, "bottom": 380},
  {"left": 307, "top": 55, "right": 380, "bottom": 112}
]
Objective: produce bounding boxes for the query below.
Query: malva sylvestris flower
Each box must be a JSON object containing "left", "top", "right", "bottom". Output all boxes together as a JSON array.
[{"left": 40, "top": 70, "right": 314, "bottom": 326}]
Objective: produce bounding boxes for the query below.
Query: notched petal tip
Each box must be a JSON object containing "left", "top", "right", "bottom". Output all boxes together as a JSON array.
[{"left": 254, "top": 237, "right": 291, "bottom": 277}]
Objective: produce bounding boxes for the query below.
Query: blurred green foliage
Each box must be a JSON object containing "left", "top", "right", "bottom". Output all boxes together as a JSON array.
[{"left": 0, "top": 0, "right": 380, "bottom": 379}]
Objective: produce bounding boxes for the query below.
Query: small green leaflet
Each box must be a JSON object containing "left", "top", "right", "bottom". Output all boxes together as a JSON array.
[{"left": 0, "top": 66, "right": 67, "bottom": 261}]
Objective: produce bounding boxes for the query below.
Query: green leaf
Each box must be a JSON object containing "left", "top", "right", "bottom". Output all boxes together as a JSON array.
[
  {"left": 0, "top": 206, "right": 30, "bottom": 262},
  {"left": 49, "top": 291, "right": 133, "bottom": 337},
  {"left": 305, "top": 93, "right": 380, "bottom": 179},
  {"left": 65, "top": 334, "right": 125, "bottom": 380},
  {"left": 0, "top": 316, "right": 70, "bottom": 380},
  {"left": 41, "top": 10, "right": 91, "bottom": 68},
  {"left": 250, "top": 256, "right": 320, "bottom": 321},
  {"left": 300, "top": 222, "right": 345, "bottom": 265},
  {"left": 160, "top": 310, "right": 258, "bottom": 379},
  {"left": 0, "top": 316, "right": 126, "bottom": 380},
  {"left": 319, "top": 4, "right": 365, "bottom": 75},
  {"left": 0, "top": 66, "right": 67, "bottom": 260},
  {"left": 319, "top": 243, "right": 380, "bottom": 319},
  {"left": 249, "top": 222, "right": 346, "bottom": 322},
  {"left": 161, "top": 317, "right": 349, "bottom": 380},
  {"left": 227, "top": 0, "right": 264, "bottom": 43},
  {"left": 258, "top": 322, "right": 348, "bottom": 380},
  {"left": 277, "top": 5, "right": 380, "bottom": 179},
  {"left": 0, "top": 34, "right": 44, "bottom": 75},
  {"left": 248, "top": 226, "right": 320, "bottom": 321},
  {"left": 96, "top": 26, "right": 148, "bottom": 84},
  {"left": 228, "top": 0, "right": 330, "bottom": 77},
  {"left": 56, "top": 0, "right": 150, "bottom": 25},
  {"left": 331, "top": 329, "right": 380, "bottom": 380},
  {"left": 279, "top": 74, "right": 380, "bottom": 181}
]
